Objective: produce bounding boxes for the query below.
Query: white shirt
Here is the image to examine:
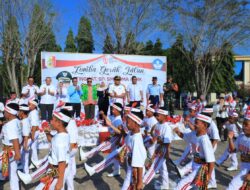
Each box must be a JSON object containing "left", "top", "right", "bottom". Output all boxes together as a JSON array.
[
  {"left": 207, "top": 120, "right": 220, "bottom": 140},
  {"left": 66, "top": 119, "right": 78, "bottom": 144},
  {"left": 125, "top": 133, "right": 147, "bottom": 168},
  {"left": 225, "top": 122, "right": 240, "bottom": 138},
  {"left": 39, "top": 84, "right": 56, "bottom": 104},
  {"left": 0, "top": 102, "right": 4, "bottom": 118},
  {"left": 126, "top": 132, "right": 147, "bottom": 167},
  {"left": 108, "top": 84, "right": 126, "bottom": 105},
  {"left": 127, "top": 83, "right": 142, "bottom": 102},
  {"left": 184, "top": 131, "right": 215, "bottom": 167},
  {"left": 235, "top": 134, "right": 250, "bottom": 166},
  {"left": 154, "top": 122, "right": 173, "bottom": 144},
  {"left": 21, "top": 84, "right": 39, "bottom": 101},
  {"left": 29, "top": 109, "right": 40, "bottom": 127},
  {"left": 48, "top": 132, "right": 70, "bottom": 165},
  {"left": 56, "top": 86, "right": 68, "bottom": 103},
  {"left": 215, "top": 104, "right": 228, "bottom": 118},
  {"left": 21, "top": 117, "right": 31, "bottom": 137},
  {"left": 144, "top": 116, "right": 158, "bottom": 133},
  {"left": 1, "top": 118, "right": 22, "bottom": 146}
]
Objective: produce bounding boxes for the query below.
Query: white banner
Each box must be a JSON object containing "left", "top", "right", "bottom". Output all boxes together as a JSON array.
[{"left": 41, "top": 52, "right": 167, "bottom": 104}]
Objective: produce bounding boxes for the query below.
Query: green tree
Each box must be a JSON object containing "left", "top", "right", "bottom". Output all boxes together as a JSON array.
[
  {"left": 64, "top": 28, "right": 77, "bottom": 52},
  {"left": 153, "top": 38, "right": 164, "bottom": 55},
  {"left": 160, "top": 0, "right": 250, "bottom": 97},
  {"left": 209, "top": 49, "right": 236, "bottom": 93},
  {"left": 123, "top": 32, "right": 143, "bottom": 54},
  {"left": 2, "top": 16, "right": 22, "bottom": 95},
  {"left": 143, "top": 40, "right": 154, "bottom": 55},
  {"left": 103, "top": 34, "right": 114, "bottom": 53},
  {"left": 75, "top": 16, "right": 94, "bottom": 53},
  {"left": 167, "top": 34, "right": 195, "bottom": 92},
  {"left": 23, "top": 4, "right": 55, "bottom": 87},
  {"left": 34, "top": 26, "right": 61, "bottom": 85},
  {"left": 86, "top": 0, "right": 160, "bottom": 54}
]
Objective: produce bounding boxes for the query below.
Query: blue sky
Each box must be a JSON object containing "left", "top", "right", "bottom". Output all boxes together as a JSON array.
[{"left": 52, "top": 0, "right": 249, "bottom": 58}]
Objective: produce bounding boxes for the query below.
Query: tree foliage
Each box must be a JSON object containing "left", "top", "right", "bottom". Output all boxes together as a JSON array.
[
  {"left": 160, "top": 0, "right": 250, "bottom": 97},
  {"left": 76, "top": 16, "right": 94, "bottom": 53},
  {"left": 103, "top": 34, "right": 114, "bottom": 54},
  {"left": 2, "top": 16, "right": 22, "bottom": 95},
  {"left": 64, "top": 28, "right": 77, "bottom": 52},
  {"left": 87, "top": 0, "right": 160, "bottom": 54}
]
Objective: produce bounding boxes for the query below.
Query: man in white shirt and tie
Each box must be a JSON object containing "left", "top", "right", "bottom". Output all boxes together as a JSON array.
[
  {"left": 38, "top": 77, "right": 56, "bottom": 121},
  {"left": 126, "top": 76, "right": 143, "bottom": 107}
]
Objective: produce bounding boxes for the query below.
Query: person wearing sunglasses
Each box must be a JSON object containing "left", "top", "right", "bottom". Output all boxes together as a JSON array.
[{"left": 81, "top": 78, "right": 98, "bottom": 119}]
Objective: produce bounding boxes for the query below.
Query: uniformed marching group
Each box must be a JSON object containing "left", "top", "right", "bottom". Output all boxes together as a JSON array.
[{"left": 0, "top": 74, "right": 250, "bottom": 190}]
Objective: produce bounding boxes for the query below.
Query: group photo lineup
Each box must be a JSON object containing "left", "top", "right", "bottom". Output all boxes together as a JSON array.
[{"left": 0, "top": 0, "right": 250, "bottom": 190}]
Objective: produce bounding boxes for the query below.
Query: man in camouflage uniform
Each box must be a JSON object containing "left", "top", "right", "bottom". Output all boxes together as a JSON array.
[{"left": 163, "top": 76, "right": 177, "bottom": 116}]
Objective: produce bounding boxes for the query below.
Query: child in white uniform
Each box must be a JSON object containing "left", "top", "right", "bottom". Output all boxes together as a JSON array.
[
  {"left": 143, "top": 107, "right": 173, "bottom": 189},
  {"left": 173, "top": 105, "right": 197, "bottom": 166},
  {"left": 122, "top": 108, "right": 147, "bottom": 190},
  {"left": 18, "top": 109, "right": 70, "bottom": 190},
  {"left": 1, "top": 103, "right": 22, "bottom": 190},
  {"left": 19, "top": 104, "right": 31, "bottom": 174},
  {"left": 227, "top": 111, "right": 250, "bottom": 189},
  {"left": 82, "top": 103, "right": 125, "bottom": 177},
  {"left": 142, "top": 104, "right": 158, "bottom": 158},
  {"left": 63, "top": 106, "right": 78, "bottom": 190},
  {"left": 28, "top": 99, "right": 40, "bottom": 162},
  {"left": 174, "top": 113, "right": 215, "bottom": 190},
  {"left": 217, "top": 112, "right": 241, "bottom": 171},
  {"left": 17, "top": 107, "right": 76, "bottom": 190},
  {"left": 201, "top": 107, "right": 220, "bottom": 189}
]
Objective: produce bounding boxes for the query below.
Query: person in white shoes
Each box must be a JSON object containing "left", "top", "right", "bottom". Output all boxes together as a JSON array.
[
  {"left": 216, "top": 112, "right": 241, "bottom": 171},
  {"left": 1, "top": 103, "right": 22, "bottom": 190},
  {"left": 141, "top": 104, "right": 158, "bottom": 158},
  {"left": 18, "top": 104, "right": 31, "bottom": 174},
  {"left": 142, "top": 107, "right": 173, "bottom": 189},
  {"left": 18, "top": 109, "right": 71, "bottom": 190},
  {"left": 82, "top": 103, "right": 125, "bottom": 177},
  {"left": 173, "top": 105, "right": 197, "bottom": 166},
  {"left": 121, "top": 108, "right": 146, "bottom": 190},
  {"left": 201, "top": 106, "right": 220, "bottom": 189},
  {"left": 28, "top": 99, "right": 40, "bottom": 162},
  {"left": 38, "top": 77, "right": 56, "bottom": 122},
  {"left": 174, "top": 113, "right": 215, "bottom": 190},
  {"left": 62, "top": 106, "right": 78, "bottom": 190},
  {"left": 226, "top": 110, "right": 250, "bottom": 189}
]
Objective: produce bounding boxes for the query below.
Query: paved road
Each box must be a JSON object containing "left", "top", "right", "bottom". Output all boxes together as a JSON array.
[{"left": 0, "top": 139, "right": 238, "bottom": 190}]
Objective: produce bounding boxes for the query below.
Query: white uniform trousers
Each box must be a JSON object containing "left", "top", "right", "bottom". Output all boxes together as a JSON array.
[
  {"left": 174, "top": 144, "right": 191, "bottom": 165},
  {"left": 31, "top": 131, "right": 40, "bottom": 162},
  {"left": 65, "top": 148, "right": 78, "bottom": 190},
  {"left": 216, "top": 147, "right": 238, "bottom": 168},
  {"left": 208, "top": 144, "right": 218, "bottom": 187},
  {"left": 227, "top": 163, "right": 250, "bottom": 189},
  {"left": 0, "top": 151, "right": 19, "bottom": 190},
  {"left": 176, "top": 164, "right": 200, "bottom": 190},
  {"left": 35, "top": 166, "right": 69, "bottom": 190},
  {"left": 81, "top": 135, "right": 120, "bottom": 160},
  {"left": 143, "top": 147, "right": 168, "bottom": 187},
  {"left": 91, "top": 146, "right": 124, "bottom": 174},
  {"left": 121, "top": 164, "right": 145, "bottom": 190}
]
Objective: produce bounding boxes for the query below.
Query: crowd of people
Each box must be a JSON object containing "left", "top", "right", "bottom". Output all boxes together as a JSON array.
[{"left": 0, "top": 74, "right": 249, "bottom": 190}]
